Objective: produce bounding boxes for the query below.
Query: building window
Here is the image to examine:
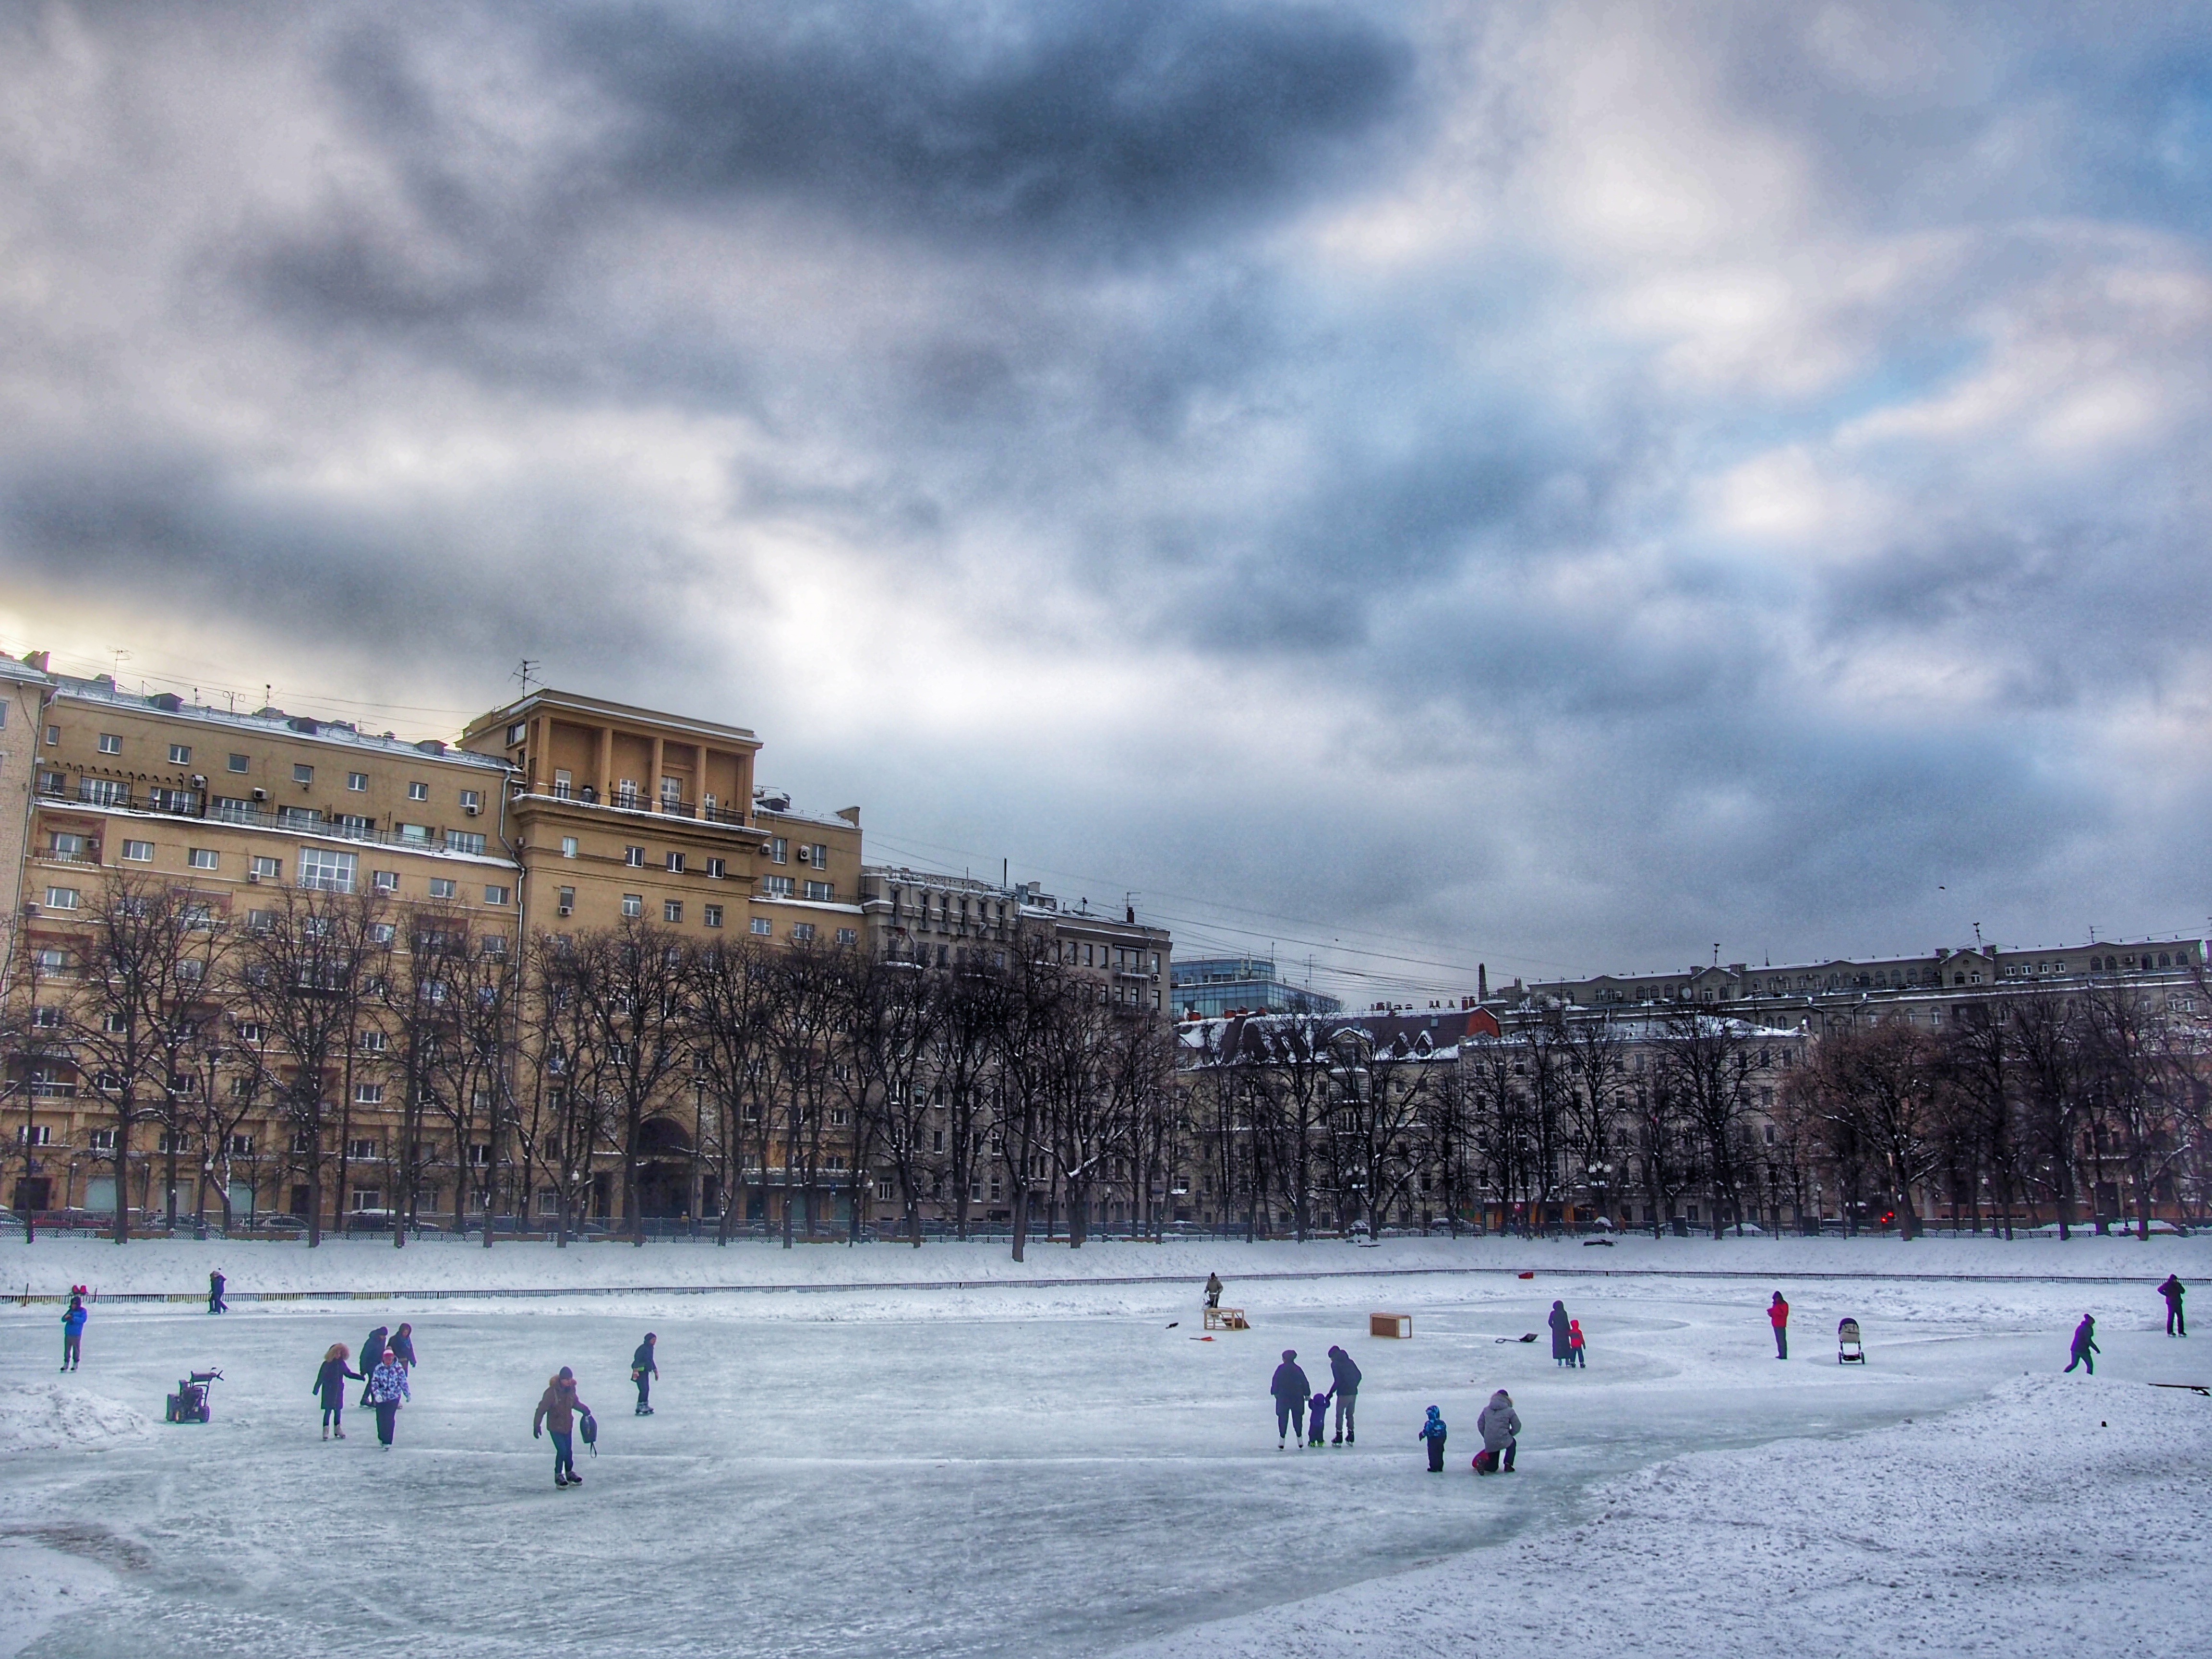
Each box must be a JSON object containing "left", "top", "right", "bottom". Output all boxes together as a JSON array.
[
  {"left": 665, "top": 851, "right": 685, "bottom": 874},
  {"left": 33, "top": 948, "right": 65, "bottom": 973},
  {"left": 299, "top": 847, "right": 357, "bottom": 894},
  {"left": 370, "top": 870, "right": 397, "bottom": 894},
  {"left": 445, "top": 830, "right": 486, "bottom": 855},
  {"left": 359, "top": 1028, "right": 388, "bottom": 1052},
  {"left": 804, "top": 880, "right": 833, "bottom": 902},
  {"left": 706, "top": 857, "right": 726, "bottom": 879},
  {"left": 560, "top": 836, "right": 578, "bottom": 858},
  {"left": 168, "top": 743, "right": 192, "bottom": 765},
  {"left": 553, "top": 769, "right": 573, "bottom": 799},
  {"left": 408, "top": 781, "right": 429, "bottom": 801},
  {"left": 397, "top": 822, "right": 430, "bottom": 843},
  {"left": 703, "top": 904, "right": 723, "bottom": 928},
  {"left": 245, "top": 908, "right": 276, "bottom": 932},
  {"left": 80, "top": 778, "right": 128, "bottom": 806},
  {"left": 228, "top": 753, "right": 250, "bottom": 773},
  {"left": 351, "top": 1190, "right": 382, "bottom": 1212},
  {"left": 556, "top": 886, "right": 575, "bottom": 912},
  {"left": 791, "top": 923, "right": 815, "bottom": 942},
  {"left": 744, "top": 915, "right": 769, "bottom": 936},
  {"left": 484, "top": 885, "right": 509, "bottom": 905},
  {"left": 356, "top": 1083, "right": 385, "bottom": 1106},
  {"left": 769, "top": 837, "right": 787, "bottom": 864},
  {"left": 664, "top": 900, "right": 683, "bottom": 924},
  {"left": 45, "top": 886, "right": 80, "bottom": 911},
  {"left": 44, "top": 724, "right": 59, "bottom": 745},
  {"left": 835, "top": 927, "right": 856, "bottom": 946},
  {"left": 228, "top": 1134, "right": 253, "bottom": 1156},
  {"left": 506, "top": 721, "right": 527, "bottom": 747},
  {"left": 460, "top": 789, "right": 481, "bottom": 813},
  {"left": 622, "top": 893, "right": 643, "bottom": 918},
  {"left": 292, "top": 763, "right": 313, "bottom": 785},
  {"left": 120, "top": 839, "right": 153, "bottom": 862},
  {"left": 97, "top": 733, "right": 122, "bottom": 755},
  {"left": 429, "top": 877, "right": 456, "bottom": 900},
  {"left": 625, "top": 845, "right": 645, "bottom": 867},
  {"left": 251, "top": 854, "right": 281, "bottom": 880},
  {"left": 762, "top": 875, "right": 793, "bottom": 899}
]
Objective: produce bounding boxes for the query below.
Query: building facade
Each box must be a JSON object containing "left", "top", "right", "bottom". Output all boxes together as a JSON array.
[{"left": 1170, "top": 956, "right": 1342, "bottom": 1020}]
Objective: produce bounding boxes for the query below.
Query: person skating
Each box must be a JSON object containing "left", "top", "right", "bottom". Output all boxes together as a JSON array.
[
  {"left": 2065, "top": 1314, "right": 2099, "bottom": 1374},
  {"left": 2158, "top": 1275, "right": 2186, "bottom": 1337},
  {"left": 1768, "top": 1292, "right": 1790, "bottom": 1360},
  {"left": 1327, "top": 1345, "right": 1361, "bottom": 1443},
  {"left": 1477, "top": 1389, "right": 1520, "bottom": 1474},
  {"left": 1418, "top": 1405, "right": 1448, "bottom": 1472},
  {"left": 207, "top": 1270, "right": 227, "bottom": 1314},
  {"left": 365, "top": 1346, "right": 410, "bottom": 1447},
  {"left": 1568, "top": 1319, "right": 1587, "bottom": 1368},
  {"left": 390, "top": 1323, "right": 418, "bottom": 1372},
  {"left": 631, "top": 1333, "right": 659, "bottom": 1415},
  {"left": 1270, "top": 1349, "right": 1311, "bottom": 1449},
  {"left": 360, "top": 1325, "right": 389, "bottom": 1405},
  {"left": 1306, "top": 1391, "right": 1330, "bottom": 1447},
  {"left": 1205, "top": 1272, "right": 1223, "bottom": 1310},
  {"left": 313, "top": 1344, "right": 363, "bottom": 1440},
  {"left": 60, "top": 1295, "right": 86, "bottom": 1371},
  {"left": 1549, "top": 1300, "right": 1572, "bottom": 1366},
  {"left": 535, "top": 1366, "right": 592, "bottom": 1487}
]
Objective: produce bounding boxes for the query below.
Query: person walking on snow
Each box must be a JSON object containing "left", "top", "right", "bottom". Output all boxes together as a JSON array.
[
  {"left": 60, "top": 1295, "right": 86, "bottom": 1371},
  {"left": 2065, "top": 1314, "right": 2099, "bottom": 1374},
  {"left": 359, "top": 1326, "right": 389, "bottom": 1405},
  {"left": 1477, "top": 1389, "right": 1521, "bottom": 1474},
  {"left": 535, "top": 1367, "right": 592, "bottom": 1487},
  {"left": 2158, "top": 1275, "right": 2186, "bottom": 1337},
  {"left": 1568, "top": 1319, "right": 1587, "bottom": 1368},
  {"left": 313, "top": 1343, "right": 362, "bottom": 1439},
  {"left": 207, "top": 1270, "right": 227, "bottom": 1314},
  {"left": 1549, "top": 1301, "right": 1572, "bottom": 1366},
  {"left": 1418, "top": 1406, "right": 1448, "bottom": 1472},
  {"left": 1205, "top": 1272, "right": 1223, "bottom": 1310},
  {"left": 1327, "top": 1345, "right": 1362, "bottom": 1443},
  {"left": 632, "top": 1334, "right": 659, "bottom": 1415},
  {"left": 1768, "top": 1292, "right": 1790, "bottom": 1360},
  {"left": 390, "top": 1324, "right": 418, "bottom": 1372},
  {"left": 1270, "top": 1350, "right": 1311, "bottom": 1449},
  {"left": 365, "top": 1347, "right": 410, "bottom": 1447}
]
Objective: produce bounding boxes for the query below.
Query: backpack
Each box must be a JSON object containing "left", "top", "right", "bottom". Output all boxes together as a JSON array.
[{"left": 577, "top": 1409, "right": 598, "bottom": 1455}]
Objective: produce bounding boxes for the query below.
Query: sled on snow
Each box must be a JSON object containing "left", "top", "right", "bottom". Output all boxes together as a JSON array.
[
  {"left": 1205, "top": 1306, "right": 1249, "bottom": 1331},
  {"left": 165, "top": 1368, "right": 223, "bottom": 1423},
  {"left": 1837, "top": 1318, "right": 1865, "bottom": 1364}
]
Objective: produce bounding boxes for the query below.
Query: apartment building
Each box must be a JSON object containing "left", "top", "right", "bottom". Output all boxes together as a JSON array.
[
  {"left": 0, "top": 654, "right": 54, "bottom": 934},
  {"left": 860, "top": 866, "right": 1170, "bottom": 1009}
]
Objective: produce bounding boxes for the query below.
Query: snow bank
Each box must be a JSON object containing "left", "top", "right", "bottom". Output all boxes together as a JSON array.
[
  {"left": 0, "top": 1383, "right": 153, "bottom": 1454},
  {"left": 1114, "top": 1374, "right": 2212, "bottom": 1659},
  {"left": 2, "top": 1228, "right": 2202, "bottom": 1301}
]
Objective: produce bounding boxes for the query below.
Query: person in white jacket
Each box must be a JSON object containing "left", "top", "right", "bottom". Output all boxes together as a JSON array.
[{"left": 1476, "top": 1389, "right": 1520, "bottom": 1474}]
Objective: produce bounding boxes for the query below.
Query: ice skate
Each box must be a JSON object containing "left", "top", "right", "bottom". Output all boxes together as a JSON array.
[
  {"left": 333, "top": 1428, "right": 345, "bottom": 1439},
  {"left": 556, "top": 1473, "right": 569, "bottom": 1487}
]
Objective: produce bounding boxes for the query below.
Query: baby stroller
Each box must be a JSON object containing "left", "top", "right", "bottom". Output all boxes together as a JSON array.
[
  {"left": 1837, "top": 1318, "right": 1866, "bottom": 1365},
  {"left": 165, "top": 1368, "right": 224, "bottom": 1423}
]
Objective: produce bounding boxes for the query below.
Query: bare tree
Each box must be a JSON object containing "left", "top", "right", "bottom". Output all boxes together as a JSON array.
[
  {"left": 1652, "top": 1006, "right": 1759, "bottom": 1237},
  {"left": 688, "top": 937, "right": 778, "bottom": 1242},
  {"left": 840, "top": 955, "right": 941, "bottom": 1246}
]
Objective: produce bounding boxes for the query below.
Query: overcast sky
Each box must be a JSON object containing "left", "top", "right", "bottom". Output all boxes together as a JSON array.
[{"left": 2, "top": 0, "right": 2208, "bottom": 1001}]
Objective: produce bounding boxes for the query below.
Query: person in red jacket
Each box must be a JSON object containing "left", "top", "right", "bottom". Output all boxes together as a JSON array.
[{"left": 1768, "top": 1292, "right": 1790, "bottom": 1360}]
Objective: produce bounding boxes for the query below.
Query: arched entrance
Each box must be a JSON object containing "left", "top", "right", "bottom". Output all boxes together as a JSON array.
[{"left": 634, "top": 1117, "right": 695, "bottom": 1220}]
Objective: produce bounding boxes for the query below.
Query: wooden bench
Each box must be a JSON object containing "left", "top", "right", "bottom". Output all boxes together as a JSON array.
[
  {"left": 1370, "top": 1312, "right": 1411, "bottom": 1339},
  {"left": 1205, "top": 1306, "right": 1249, "bottom": 1331}
]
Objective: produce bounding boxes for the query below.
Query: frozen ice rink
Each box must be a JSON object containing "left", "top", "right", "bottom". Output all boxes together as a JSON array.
[{"left": 0, "top": 1235, "right": 2204, "bottom": 1658}]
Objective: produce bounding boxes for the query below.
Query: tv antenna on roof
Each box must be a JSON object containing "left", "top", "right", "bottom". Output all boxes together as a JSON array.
[{"left": 515, "top": 658, "right": 540, "bottom": 697}]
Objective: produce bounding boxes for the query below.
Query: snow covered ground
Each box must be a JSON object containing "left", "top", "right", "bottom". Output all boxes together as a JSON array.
[{"left": 0, "top": 1236, "right": 2204, "bottom": 1658}]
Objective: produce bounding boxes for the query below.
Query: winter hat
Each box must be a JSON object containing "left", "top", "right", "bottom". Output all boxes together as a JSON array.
[
  {"left": 1491, "top": 1389, "right": 1512, "bottom": 1407},
  {"left": 1282, "top": 1349, "right": 1297, "bottom": 1361},
  {"left": 559, "top": 1365, "right": 575, "bottom": 1380},
  {"left": 381, "top": 1347, "right": 396, "bottom": 1361}
]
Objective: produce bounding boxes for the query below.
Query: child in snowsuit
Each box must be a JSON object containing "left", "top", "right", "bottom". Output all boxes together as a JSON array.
[
  {"left": 389, "top": 1324, "right": 417, "bottom": 1371},
  {"left": 1418, "top": 1405, "right": 1447, "bottom": 1472},
  {"left": 2065, "top": 1314, "right": 2099, "bottom": 1374},
  {"left": 632, "top": 1334, "right": 659, "bottom": 1415},
  {"left": 313, "top": 1344, "right": 363, "bottom": 1439},
  {"left": 2158, "top": 1275, "right": 2186, "bottom": 1337},
  {"left": 1568, "top": 1320, "right": 1587, "bottom": 1368},
  {"left": 1477, "top": 1389, "right": 1520, "bottom": 1474},
  {"left": 1307, "top": 1392, "right": 1329, "bottom": 1446},
  {"left": 365, "top": 1347, "right": 410, "bottom": 1446},
  {"left": 360, "top": 1326, "right": 389, "bottom": 1405},
  {"left": 60, "top": 1296, "right": 86, "bottom": 1371},
  {"left": 534, "top": 1367, "right": 591, "bottom": 1487}
]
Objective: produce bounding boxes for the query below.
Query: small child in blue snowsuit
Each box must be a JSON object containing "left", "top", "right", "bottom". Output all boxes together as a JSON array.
[
  {"left": 1307, "top": 1392, "right": 1329, "bottom": 1446},
  {"left": 1418, "top": 1405, "right": 1447, "bottom": 1471}
]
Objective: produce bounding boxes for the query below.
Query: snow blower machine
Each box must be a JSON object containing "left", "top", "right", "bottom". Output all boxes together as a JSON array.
[{"left": 165, "top": 1368, "right": 224, "bottom": 1423}]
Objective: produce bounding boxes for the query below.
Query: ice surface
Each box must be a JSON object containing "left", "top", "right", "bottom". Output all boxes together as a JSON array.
[{"left": 0, "top": 1236, "right": 2204, "bottom": 1658}]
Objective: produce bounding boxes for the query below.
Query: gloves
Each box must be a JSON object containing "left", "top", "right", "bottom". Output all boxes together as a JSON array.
[{"left": 533, "top": 1427, "right": 541, "bottom": 1438}]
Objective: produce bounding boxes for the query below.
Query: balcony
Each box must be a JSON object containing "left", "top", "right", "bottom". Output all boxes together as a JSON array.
[{"left": 514, "top": 790, "right": 756, "bottom": 832}]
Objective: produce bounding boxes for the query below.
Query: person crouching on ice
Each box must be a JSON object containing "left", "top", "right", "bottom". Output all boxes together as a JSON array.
[
  {"left": 1478, "top": 1390, "right": 1520, "bottom": 1474},
  {"left": 535, "top": 1367, "right": 591, "bottom": 1488},
  {"left": 1418, "top": 1406, "right": 1447, "bottom": 1472},
  {"left": 313, "top": 1343, "right": 363, "bottom": 1440}
]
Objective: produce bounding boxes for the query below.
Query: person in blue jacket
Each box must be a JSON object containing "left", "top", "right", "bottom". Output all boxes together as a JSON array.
[
  {"left": 2064, "top": 1314, "right": 2099, "bottom": 1374},
  {"left": 631, "top": 1334, "right": 659, "bottom": 1415},
  {"left": 60, "top": 1296, "right": 86, "bottom": 1371},
  {"left": 1270, "top": 1350, "right": 1311, "bottom": 1449},
  {"left": 313, "top": 1343, "right": 363, "bottom": 1440},
  {"left": 1307, "top": 1391, "right": 1329, "bottom": 1446},
  {"left": 1418, "top": 1405, "right": 1447, "bottom": 1471}
]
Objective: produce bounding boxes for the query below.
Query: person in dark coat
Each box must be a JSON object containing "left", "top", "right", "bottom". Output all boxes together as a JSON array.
[
  {"left": 1549, "top": 1301, "right": 1572, "bottom": 1366},
  {"left": 390, "top": 1324, "right": 418, "bottom": 1371},
  {"left": 313, "top": 1343, "right": 363, "bottom": 1439},
  {"left": 365, "top": 1347, "right": 410, "bottom": 1447},
  {"left": 60, "top": 1296, "right": 86, "bottom": 1371},
  {"left": 1327, "top": 1345, "right": 1362, "bottom": 1443},
  {"left": 631, "top": 1334, "right": 659, "bottom": 1415},
  {"left": 2158, "top": 1275, "right": 2186, "bottom": 1337},
  {"left": 1270, "top": 1350, "right": 1311, "bottom": 1449},
  {"left": 360, "top": 1326, "right": 389, "bottom": 1404},
  {"left": 1307, "top": 1391, "right": 1329, "bottom": 1446},
  {"left": 208, "top": 1270, "right": 227, "bottom": 1314},
  {"left": 1205, "top": 1272, "right": 1223, "bottom": 1310},
  {"left": 1768, "top": 1293, "right": 1790, "bottom": 1360},
  {"left": 2065, "top": 1314, "right": 2099, "bottom": 1374},
  {"left": 534, "top": 1367, "right": 591, "bottom": 1487},
  {"left": 1417, "top": 1405, "right": 1448, "bottom": 1472}
]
